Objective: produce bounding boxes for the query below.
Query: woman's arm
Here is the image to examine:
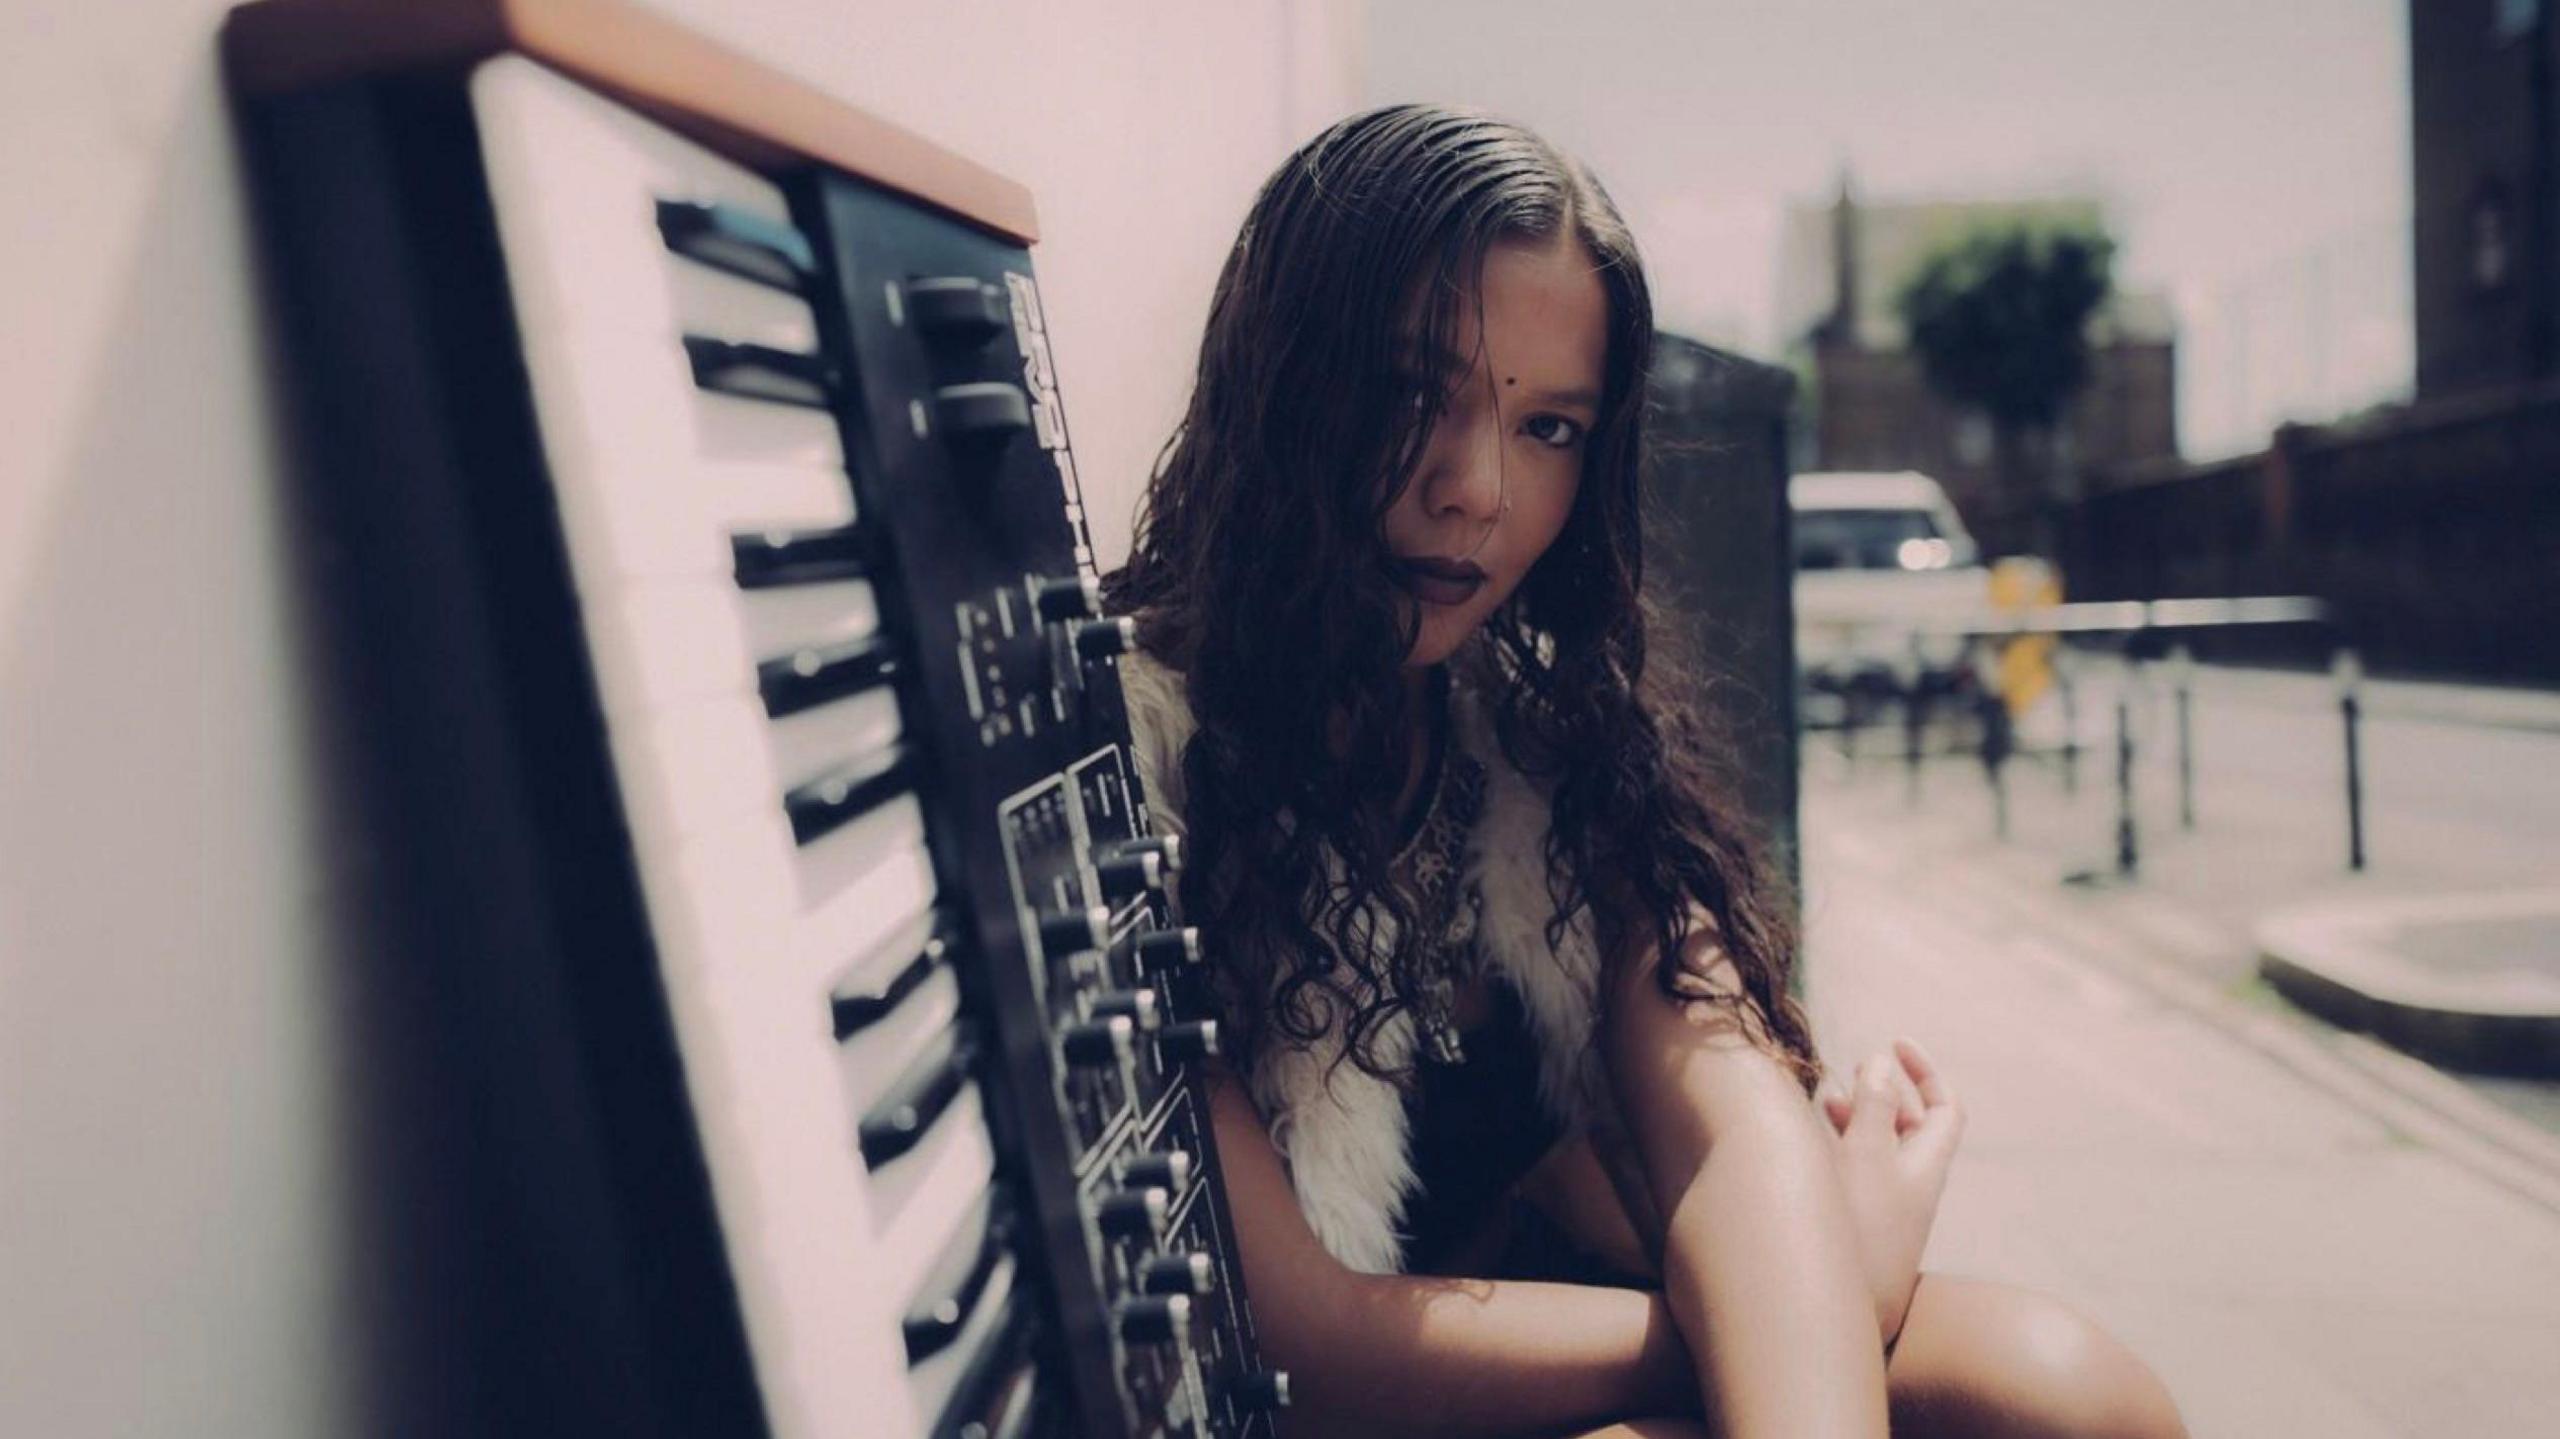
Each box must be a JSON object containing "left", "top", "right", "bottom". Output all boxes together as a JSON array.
[
  {"left": 1203, "top": 1070, "right": 1694, "bottom": 1438},
  {"left": 1601, "top": 921, "right": 1890, "bottom": 1439}
]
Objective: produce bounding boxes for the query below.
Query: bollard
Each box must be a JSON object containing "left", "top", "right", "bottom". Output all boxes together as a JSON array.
[
  {"left": 2113, "top": 665, "right": 2140, "bottom": 877},
  {"left": 1979, "top": 685, "right": 2014, "bottom": 840},
  {"left": 2334, "top": 648, "right": 2366, "bottom": 872},
  {"left": 2056, "top": 646, "right": 2082, "bottom": 798},
  {"left": 2169, "top": 643, "right": 2196, "bottom": 831},
  {"left": 1901, "top": 643, "right": 1926, "bottom": 809}
]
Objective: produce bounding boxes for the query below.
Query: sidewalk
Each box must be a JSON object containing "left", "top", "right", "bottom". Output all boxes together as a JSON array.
[{"left": 1802, "top": 776, "right": 2560, "bottom": 1438}]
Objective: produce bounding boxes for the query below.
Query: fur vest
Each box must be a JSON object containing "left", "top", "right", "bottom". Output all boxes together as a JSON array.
[{"left": 1116, "top": 648, "right": 1613, "bottom": 1274}]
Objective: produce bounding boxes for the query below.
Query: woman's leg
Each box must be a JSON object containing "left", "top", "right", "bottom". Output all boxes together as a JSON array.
[{"left": 1884, "top": 1274, "right": 2188, "bottom": 1439}]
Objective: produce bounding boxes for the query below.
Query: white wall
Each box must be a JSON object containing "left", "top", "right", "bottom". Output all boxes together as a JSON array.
[{"left": 0, "top": 2, "right": 1361, "bottom": 1433}]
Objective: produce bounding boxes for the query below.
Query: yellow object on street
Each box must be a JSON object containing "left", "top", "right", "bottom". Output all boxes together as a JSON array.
[{"left": 1989, "top": 558, "right": 2063, "bottom": 715}]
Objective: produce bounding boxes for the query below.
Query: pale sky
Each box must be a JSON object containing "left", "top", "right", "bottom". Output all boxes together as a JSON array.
[{"left": 1366, "top": 0, "right": 2414, "bottom": 459}]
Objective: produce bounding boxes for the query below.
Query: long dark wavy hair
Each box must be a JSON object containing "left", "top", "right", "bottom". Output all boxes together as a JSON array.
[{"left": 1103, "top": 103, "right": 1818, "bottom": 1094}]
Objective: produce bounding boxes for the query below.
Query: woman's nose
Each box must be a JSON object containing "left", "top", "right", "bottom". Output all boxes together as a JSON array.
[{"left": 1423, "top": 422, "right": 1505, "bottom": 526}]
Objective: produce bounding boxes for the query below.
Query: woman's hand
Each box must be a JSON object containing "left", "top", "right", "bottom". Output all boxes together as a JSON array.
[{"left": 1814, "top": 1038, "right": 1964, "bottom": 1350}]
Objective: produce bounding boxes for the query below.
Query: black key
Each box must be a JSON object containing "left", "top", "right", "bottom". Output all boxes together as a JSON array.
[
  {"left": 831, "top": 909, "right": 963, "bottom": 1040},
  {"left": 655, "top": 199, "right": 816, "bottom": 292},
  {"left": 760, "top": 633, "right": 899, "bottom": 718},
  {"left": 903, "top": 1194, "right": 1011, "bottom": 1362},
  {"left": 732, "top": 526, "right": 871, "bottom": 589},
  {"left": 684, "top": 335, "right": 835, "bottom": 408},
  {"left": 784, "top": 743, "right": 915, "bottom": 844},
  {"left": 857, "top": 1030, "right": 974, "bottom": 1168},
  {"left": 932, "top": 1303, "right": 1035, "bottom": 1439}
]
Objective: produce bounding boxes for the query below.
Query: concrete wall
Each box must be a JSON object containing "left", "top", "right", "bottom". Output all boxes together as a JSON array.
[
  {"left": 0, "top": 3, "right": 1361, "bottom": 1433},
  {"left": 2074, "top": 383, "right": 2560, "bottom": 682}
]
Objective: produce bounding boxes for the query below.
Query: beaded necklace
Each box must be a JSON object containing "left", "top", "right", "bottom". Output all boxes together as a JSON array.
[{"left": 1389, "top": 677, "right": 1490, "bottom": 1065}]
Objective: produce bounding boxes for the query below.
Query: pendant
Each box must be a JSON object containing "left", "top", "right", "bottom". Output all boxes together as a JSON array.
[{"left": 1419, "top": 971, "right": 1467, "bottom": 1065}]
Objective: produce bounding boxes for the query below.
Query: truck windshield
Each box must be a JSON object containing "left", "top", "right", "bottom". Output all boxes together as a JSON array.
[{"left": 1794, "top": 508, "right": 1946, "bottom": 571}]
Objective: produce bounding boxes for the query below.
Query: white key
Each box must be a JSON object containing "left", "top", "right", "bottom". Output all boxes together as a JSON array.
[
  {"left": 769, "top": 687, "right": 906, "bottom": 793},
  {"left": 608, "top": 695, "right": 780, "bottom": 845},
  {"left": 739, "top": 579, "right": 883, "bottom": 660},
  {"left": 795, "top": 798, "right": 935, "bottom": 952},
  {"left": 582, "top": 579, "right": 758, "bottom": 717},
  {"left": 867, "top": 1083, "right": 998, "bottom": 1242}
]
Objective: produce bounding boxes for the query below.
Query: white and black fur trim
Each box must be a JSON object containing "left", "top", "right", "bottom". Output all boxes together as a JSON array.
[{"left": 1117, "top": 649, "right": 1609, "bottom": 1274}]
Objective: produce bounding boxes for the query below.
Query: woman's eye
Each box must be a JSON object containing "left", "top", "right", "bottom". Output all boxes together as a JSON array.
[{"left": 1523, "top": 414, "right": 1586, "bottom": 449}]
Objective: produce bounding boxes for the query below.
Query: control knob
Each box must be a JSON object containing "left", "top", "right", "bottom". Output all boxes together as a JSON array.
[
  {"left": 1119, "top": 1148, "right": 1193, "bottom": 1193},
  {"left": 1116, "top": 1295, "right": 1192, "bottom": 1346},
  {"left": 1030, "top": 573, "right": 1102, "bottom": 622},
  {"left": 1070, "top": 616, "right": 1138, "bottom": 662},
  {"left": 1088, "top": 988, "right": 1163, "bottom": 1032},
  {"left": 1093, "top": 848, "right": 1164, "bottom": 904},
  {"left": 1036, "top": 904, "right": 1112, "bottom": 958},
  {"left": 1138, "top": 1252, "right": 1217, "bottom": 1297},
  {"left": 1157, "top": 1019, "right": 1220, "bottom": 1064},
  {"left": 1094, "top": 1185, "right": 1171, "bottom": 1241},
  {"left": 1133, "top": 926, "right": 1204, "bottom": 975},
  {"left": 1059, "top": 1016, "right": 1135, "bottom": 1069}
]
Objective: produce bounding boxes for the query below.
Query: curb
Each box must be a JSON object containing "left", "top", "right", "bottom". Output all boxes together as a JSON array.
[
  {"left": 2256, "top": 891, "right": 2560, "bottom": 1079},
  {"left": 1822, "top": 789, "right": 2560, "bottom": 1217}
]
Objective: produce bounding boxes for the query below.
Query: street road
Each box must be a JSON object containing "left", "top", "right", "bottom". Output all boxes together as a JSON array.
[{"left": 1807, "top": 659, "right": 2560, "bottom": 1133}]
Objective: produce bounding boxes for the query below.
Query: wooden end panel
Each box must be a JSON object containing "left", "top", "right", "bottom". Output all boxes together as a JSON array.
[{"left": 223, "top": 0, "right": 1039, "bottom": 243}]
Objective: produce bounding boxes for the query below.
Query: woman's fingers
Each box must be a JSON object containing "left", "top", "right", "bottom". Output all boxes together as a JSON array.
[
  {"left": 1893, "top": 1037, "right": 1966, "bottom": 1173},
  {"left": 1818, "top": 1078, "right": 1855, "bottom": 1135},
  {"left": 1895, "top": 1036, "right": 1956, "bottom": 1111},
  {"left": 1847, "top": 1053, "right": 1902, "bottom": 1148}
]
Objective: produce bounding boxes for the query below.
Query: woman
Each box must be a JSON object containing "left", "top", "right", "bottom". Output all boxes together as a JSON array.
[{"left": 1102, "top": 104, "right": 2185, "bottom": 1439}]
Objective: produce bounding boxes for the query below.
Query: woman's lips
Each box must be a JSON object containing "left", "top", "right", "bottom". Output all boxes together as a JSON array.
[{"left": 1395, "top": 557, "right": 1488, "bottom": 607}]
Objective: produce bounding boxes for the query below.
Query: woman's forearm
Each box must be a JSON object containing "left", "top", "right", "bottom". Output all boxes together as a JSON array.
[
  {"left": 1274, "top": 1272, "right": 1694, "bottom": 1438},
  {"left": 1658, "top": 1118, "right": 1890, "bottom": 1439}
]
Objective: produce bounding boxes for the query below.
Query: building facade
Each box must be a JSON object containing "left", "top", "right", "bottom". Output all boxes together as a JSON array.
[{"left": 2410, "top": 0, "right": 2560, "bottom": 399}]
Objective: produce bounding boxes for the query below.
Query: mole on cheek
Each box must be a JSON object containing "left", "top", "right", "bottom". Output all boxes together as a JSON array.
[{"left": 1504, "top": 376, "right": 1517, "bottom": 387}]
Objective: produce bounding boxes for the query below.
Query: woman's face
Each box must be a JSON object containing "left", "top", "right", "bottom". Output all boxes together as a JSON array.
[{"left": 1381, "top": 232, "right": 1608, "bottom": 670}]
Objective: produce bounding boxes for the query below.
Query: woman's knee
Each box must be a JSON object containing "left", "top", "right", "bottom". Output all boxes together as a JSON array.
[{"left": 1888, "top": 1275, "right": 2187, "bottom": 1439}]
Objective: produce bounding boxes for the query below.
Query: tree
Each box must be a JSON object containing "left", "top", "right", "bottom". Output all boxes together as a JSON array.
[{"left": 1897, "top": 224, "right": 2115, "bottom": 557}]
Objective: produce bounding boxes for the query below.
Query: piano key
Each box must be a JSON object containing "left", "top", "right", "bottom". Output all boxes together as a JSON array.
[
  {"left": 607, "top": 694, "right": 782, "bottom": 846},
  {"left": 903, "top": 1194, "right": 1009, "bottom": 1363},
  {"left": 912, "top": 1264, "right": 1020, "bottom": 1430},
  {"left": 760, "top": 632, "right": 899, "bottom": 719},
  {"left": 733, "top": 525, "right": 873, "bottom": 590},
  {"left": 837, "top": 963, "right": 961, "bottom": 1124},
  {"left": 867, "top": 1075, "right": 997, "bottom": 1241},
  {"left": 737, "top": 580, "right": 883, "bottom": 663},
  {"left": 787, "top": 744, "right": 917, "bottom": 847},
  {"left": 685, "top": 336, "right": 837, "bottom": 409},
  {"left": 796, "top": 810, "right": 938, "bottom": 979},
  {"left": 765, "top": 683, "right": 901, "bottom": 791},
  {"left": 709, "top": 462, "right": 858, "bottom": 539},
  {"left": 831, "top": 906, "right": 964, "bottom": 1040},
  {"left": 918, "top": 1285, "right": 1029, "bottom": 1439},
  {"left": 582, "top": 580, "right": 757, "bottom": 717},
  {"left": 657, "top": 198, "right": 819, "bottom": 294},
  {"left": 658, "top": 238, "right": 823, "bottom": 349},
  {"left": 865, "top": 1019, "right": 972, "bottom": 1167}
]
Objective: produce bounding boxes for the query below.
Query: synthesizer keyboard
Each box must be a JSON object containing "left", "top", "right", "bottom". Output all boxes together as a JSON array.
[{"left": 226, "top": 4, "right": 1282, "bottom": 1435}]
